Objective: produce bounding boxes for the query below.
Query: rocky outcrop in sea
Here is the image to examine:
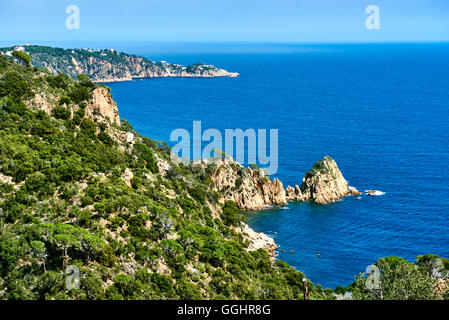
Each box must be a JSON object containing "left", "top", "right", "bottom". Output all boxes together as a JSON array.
[
  {"left": 286, "top": 155, "right": 350, "bottom": 204},
  {"left": 198, "top": 155, "right": 355, "bottom": 210},
  {"left": 193, "top": 158, "right": 287, "bottom": 210}
]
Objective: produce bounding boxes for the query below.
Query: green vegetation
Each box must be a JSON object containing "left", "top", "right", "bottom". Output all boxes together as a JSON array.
[
  {"left": 0, "top": 54, "right": 330, "bottom": 300},
  {"left": 11, "top": 51, "right": 31, "bottom": 67},
  {"left": 344, "top": 255, "right": 449, "bottom": 300},
  {"left": 0, "top": 50, "right": 447, "bottom": 301},
  {"left": 307, "top": 155, "right": 334, "bottom": 177},
  {"left": 185, "top": 63, "right": 215, "bottom": 74},
  {"left": 0, "top": 45, "right": 224, "bottom": 82},
  {"left": 222, "top": 201, "right": 245, "bottom": 226}
]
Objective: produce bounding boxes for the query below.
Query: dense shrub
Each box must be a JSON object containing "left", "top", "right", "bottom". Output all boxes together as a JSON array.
[
  {"left": 52, "top": 106, "right": 71, "bottom": 120},
  {"left": 69, "top": 85, "right": 91, "bottom": 105},
  {"left": 0, "top": 71, "right": 31, "bottom": 99},
  {"left": 222, "top": 200, "right": 244, "bottom": 226}
]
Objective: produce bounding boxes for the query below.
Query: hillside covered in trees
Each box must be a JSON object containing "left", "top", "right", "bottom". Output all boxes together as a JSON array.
[
  {"left": 0, "top": 51, "right": 326, "bottom": 300},
  {"left": 0, "top": 45, "right": 239, "bottom": 82},
  {"left": 0, "top": 51, "right": 448, "bottom": 300}
]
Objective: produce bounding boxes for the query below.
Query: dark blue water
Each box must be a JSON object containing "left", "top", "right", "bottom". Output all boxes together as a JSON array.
[{"left": 106, "top": 43, "right": 449, "bottom": 289}]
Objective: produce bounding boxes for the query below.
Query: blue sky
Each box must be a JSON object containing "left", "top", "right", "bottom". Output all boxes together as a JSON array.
[{"left": 1, "top": 0, "right": 448, "bottom": 42}]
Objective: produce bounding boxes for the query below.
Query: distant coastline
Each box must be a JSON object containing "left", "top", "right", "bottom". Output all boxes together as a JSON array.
[{"left": 0, "top": 44, "right": 239, "bottom": 82}]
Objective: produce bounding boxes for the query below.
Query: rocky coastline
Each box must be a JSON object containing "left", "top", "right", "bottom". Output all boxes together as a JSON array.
[
  {"left": 0, "top": 45, "right": 239, "bottom": 83},
  {"left": 10, "top": 47, "right": 362, "bottom": 263},
  {"left": 203, "top": 155, "right": 358, "bottom": 210},
  {"left": 192, "top": 155, "right": 364, "bottom": 261}
]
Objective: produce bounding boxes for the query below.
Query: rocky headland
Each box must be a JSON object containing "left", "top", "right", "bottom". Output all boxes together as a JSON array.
[
  {"left": 197, "top": 155, "right": 356, "bottom": 210},
  {"left": 0, "top": 45, "right": 239, "bottom": 82},
  {"left": 285, "top": 155, "right": 351, "bottom": 204}
]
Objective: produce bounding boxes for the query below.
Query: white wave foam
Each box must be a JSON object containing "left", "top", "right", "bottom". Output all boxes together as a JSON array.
[{"left": 365, "top": 190, "right": 385, "bottom": 196}]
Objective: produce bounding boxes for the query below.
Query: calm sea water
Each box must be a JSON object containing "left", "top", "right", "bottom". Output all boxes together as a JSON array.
[{"left": 105, "top": 43, "right": 449, "bottom": 289}]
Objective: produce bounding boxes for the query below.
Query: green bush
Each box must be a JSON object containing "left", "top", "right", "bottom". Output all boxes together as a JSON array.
[
  {"left": 0, "top": 71, "right": 31, "bottom": 99},
  {"left": 12, "top": 51, "right": 31, "bottom": 66},
  {"left": 222, "top": 201, "right": 244, "bottom": 226},
  {"left": 98, "top": 132, "right": 113, "bottom": 145},
  {"left": 69, "top": 85, "right": 91, "bottom": 105},
  {"left": 52, "top": 106, "right": 71, "bottom": 120},
  {"left": 46, "top": 73, "right": 70, "bottom": 89}
]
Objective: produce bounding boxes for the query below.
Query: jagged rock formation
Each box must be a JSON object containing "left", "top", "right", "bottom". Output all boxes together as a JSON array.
[
  {"left": 85, "top": 87, "right": 121, "bottom": 126},
  {"left": 285, "top": 185, "right": 305, "bottom": 202},
  {"left": 349, "top": 187, "right": 361, "bottom": 195},
  {"left": 196, "top": 155, "right": 352, "bottom": 208},
  {"left": 0, "top": 45, "right": 238, "bottom": 82},
  {"left": 193, "top": 158, "right": 287, "bottom": 210},
  {"left": 286, "top": 156, "right": 350, "bottom": 204}
]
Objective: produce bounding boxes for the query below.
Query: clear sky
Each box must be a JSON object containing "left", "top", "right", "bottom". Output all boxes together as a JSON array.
[{"left": 1, "top": 0, "right": 448, "bottom": 43}]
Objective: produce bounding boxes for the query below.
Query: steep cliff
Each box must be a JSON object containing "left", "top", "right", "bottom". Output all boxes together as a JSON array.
[
  {"left": 192, "top": 158, "right": 287, "bottom": 210},
  {"left": 85, "top": 87, "right": 121, "bottom": 126},
  {"left": 0, "top": 45, "right": 238, "bottom": 82},
  {"left": 195, "top": 155, "right": 352, "bottom": 208}
]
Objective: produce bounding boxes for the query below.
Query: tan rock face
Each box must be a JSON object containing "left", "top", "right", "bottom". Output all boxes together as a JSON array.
[
  {"left": 122, "top": 168, "right": 134, "bottom": 188},
  {"left": 202, "top": 156, "right": 352, "bottom": 208},
  {"left": 299, "top": 156, "right": 350, "bottom": 204},
  {"left": 239, "top": 223, "right": 277, "bottom": 261},
  {"left": 285, "top": 185, "right": 305, "bottom": 202},
  {"left": 85, "top": 87, "right": 121, "bottom": 126},
  {"left": 196, "top": 158, "right": 287, "bottom": 210},
  {"left": 26, "top": 93, "right": 53, "bottom": 114}
]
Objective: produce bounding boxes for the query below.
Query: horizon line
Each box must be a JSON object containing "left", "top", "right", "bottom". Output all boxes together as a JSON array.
[{"left": 1, "top": 39, "right": 449, "bottom": 46}]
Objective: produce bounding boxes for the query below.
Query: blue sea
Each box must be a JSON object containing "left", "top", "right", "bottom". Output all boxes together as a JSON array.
[{"left": 102, "top": 42, "right": 449, "bottom": 289}]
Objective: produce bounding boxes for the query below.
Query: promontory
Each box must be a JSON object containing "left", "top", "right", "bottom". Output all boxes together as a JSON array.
[{"left": 0, "top": 45, "right": 239, "bottom": 82}]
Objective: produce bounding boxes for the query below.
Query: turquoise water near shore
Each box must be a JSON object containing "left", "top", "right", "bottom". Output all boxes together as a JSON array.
[{"left": 105, "top": 42, "right": 449, "bottom": 289}]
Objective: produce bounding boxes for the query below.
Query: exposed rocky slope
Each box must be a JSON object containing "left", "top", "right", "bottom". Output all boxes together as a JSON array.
[
  {"left": 239, "top": 223, "right": 277, "bottom": 262},
  {"left": 192, "top": 158, "right": 287, "bottom": 210},
  {"left": 0, "top": 45, "right": 238, "bottom": 82},
  {"left": 286, "top": 156, "right": 350, "bottom": 204},
  {"left": 85, "top": 87, "right": 121, "bottom": 126}
]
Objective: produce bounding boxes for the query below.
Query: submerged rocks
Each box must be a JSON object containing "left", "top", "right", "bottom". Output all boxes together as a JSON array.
[
  {"left": 349, "top": 187, "right": 361, "bottom": 195},
  {"left": 286, "top": 155, "right": 350, "bottom": 205}
]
